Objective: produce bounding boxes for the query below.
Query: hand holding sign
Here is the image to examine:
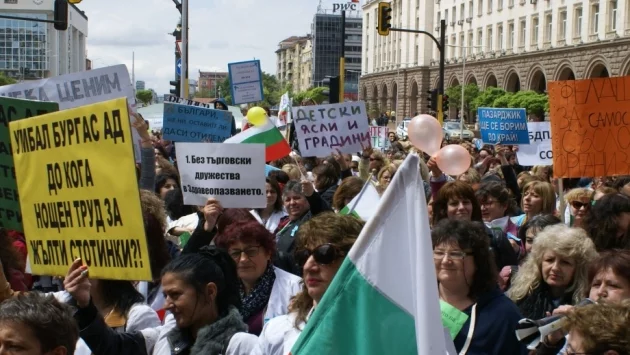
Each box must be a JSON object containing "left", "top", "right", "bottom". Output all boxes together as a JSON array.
[
  {"left": 64, "top": 258, "right": 90, "bottom": 308},
  {"left": 203, "top": 198, "right": 224, "bottom": 232}
]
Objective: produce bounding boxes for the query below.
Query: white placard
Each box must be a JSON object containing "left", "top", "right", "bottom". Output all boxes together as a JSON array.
[
  {"left": 165, "top": 94, "right": 212, "bottom": 108},
  {"left": 232, "top": 82, "right": 263, "bottom": 105},
  {"left": 291, "top": 101, "right": 370, "bottom": 157},
  {"left": 516, "top": 121, "right": 553, "bottom": 166},
  {"left": 175, "top": 143, "right": 266, "bottom": 208},
  {"left": 370, "top": 126, "right": 391, "bottom": 151},
  {"left": 0, "top": 65, "right": 141, "bottom": 161},
  {"left": 229, "top": 61, "right": 262, "bottom": 84},
  {"left": 228, "top": 60, "right": 264, "bottom": 105}
]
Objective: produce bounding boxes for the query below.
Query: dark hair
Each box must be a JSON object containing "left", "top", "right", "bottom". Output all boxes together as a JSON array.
[
  {"left": 154, "top": 173, "right": 179, "bottom": 195},
  {"left": 153, "top": 144, "right": 169, "bottom": 160},
  {"left": 164, "top": 188, "right": 197, "bottom": 220},
  {"left": 265, "top": 178, "right": 283, "bottom": 212},
  {"left": 517, "top": 214, "right": 562, "bottom": 248},
  {"left": 140, "top": 190, "right": 172, "bottom": 280},
  {"left": 268, "top": 170, "right": 290, "bottom": 184},
  {"left": 96, "top": 280, "right": 145, "bottom": 316},
  {"left": 585, "top": 193, "right": 630, "bottom": 251},
  {"left": 613, "top": 176, "right": 630, "bottom": 191},
  {"left": 431, "top": 219, "right": 498, "bottom": 299},
  {"left": 432, "top": 181, "right": 482, "bottom": 225},
  {"left": 505, "top": 152, "right": 516, "bottom": 161},
  {"left": 475, "top": 181, "right": 518, "bottom": 216},
  {"left": 161, "top": 246, "right": 241, "bottom": 316},
  {"left": 332, "top": 176, "right": 364, "bottom": 211},
  {"left": 0, "top": 293, "right": 78, "bottom": 354},
  {"left": 312, "top": 163, "right": 338, "bottom": 192},
  {"left": 587, "top": 249, "right": 630, "bottom": 297},
  {"left": 215, "top": 220, "right": 276, "bottom": 257},
  {"left": 216, "top": 209, "right": 258, "bottom": 234},
  {"left": 322, "top": 157, "right": 342, "bottom": 177}
]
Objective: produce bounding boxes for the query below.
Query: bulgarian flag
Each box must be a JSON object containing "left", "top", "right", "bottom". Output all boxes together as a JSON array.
[
  {"left": 291, "top": 154, "right": 457, "bottom": 355},
  {"left": 224, "top": 119, "right": 291, "bottom": 162},
  {"left": 339, "top": 179, "right": 380, "bottom": 220}
]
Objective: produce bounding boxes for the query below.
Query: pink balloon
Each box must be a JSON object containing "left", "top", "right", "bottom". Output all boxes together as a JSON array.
[
  {"left": 436, "top": 145, "right": 471, "bottom": 176},
  {"left": 407, "top": 114, "right": 443, "bottom": 155}
]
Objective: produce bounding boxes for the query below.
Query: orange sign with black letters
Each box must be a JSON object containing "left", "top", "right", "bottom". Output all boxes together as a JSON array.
[{"left": 549, "top": 76, "right": 630, "bottom": 178}]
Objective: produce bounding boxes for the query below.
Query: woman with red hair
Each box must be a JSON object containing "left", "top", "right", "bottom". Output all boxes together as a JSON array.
[{"left": 214, "top": 220, "right": 301, "bottom": 336}]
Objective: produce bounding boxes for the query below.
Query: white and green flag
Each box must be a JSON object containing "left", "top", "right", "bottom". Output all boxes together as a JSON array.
[{"left": 338, "top": 180, "right": 380, "bottom": 220}]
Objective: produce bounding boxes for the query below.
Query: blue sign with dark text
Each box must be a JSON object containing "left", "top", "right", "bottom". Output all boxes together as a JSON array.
[
  {"left": 478, "top": 107, "right": 530, "bottom": 145},
  {"left": 162, "top": 102, "right": 232, "bottom": 142}
]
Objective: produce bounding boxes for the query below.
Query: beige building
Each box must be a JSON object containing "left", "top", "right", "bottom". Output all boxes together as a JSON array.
[
  {"left": 360, "top": 0, "right": 630, "bottom": 120},
  {"left": 276, "top": 35, "right": 312, "bottom": 92}
]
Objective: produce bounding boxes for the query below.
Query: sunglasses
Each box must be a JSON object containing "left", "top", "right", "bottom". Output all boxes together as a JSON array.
[
  {"left": 295, "top": 243, "right": 349, "bottom": 266},
  {"left": 570, "top": 201, "right": 590, "bottom": 210}
]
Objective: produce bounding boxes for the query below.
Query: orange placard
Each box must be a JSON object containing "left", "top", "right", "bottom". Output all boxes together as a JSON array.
[{"left": 548, "top": 76, "right": 630, "bottom": 178}]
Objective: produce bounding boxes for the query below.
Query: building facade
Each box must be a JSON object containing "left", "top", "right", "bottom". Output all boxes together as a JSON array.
[
  {"left": 312, "top": 13, "right": 363, "bottom": 98},
  {"left": 136, "top": 80, "right": 146, "bottom": 91},
  {"left": 197, "top": 71, "right": 228, "bottom": 96},
  {"left": 360, "top": 0, "right": 630, "bottom": 120},
  {"left": 0, "top": 1, "right": 88, "bottom": 80},
  {"left": 275, "top": 35, "right": 312, "bottom": 92}
]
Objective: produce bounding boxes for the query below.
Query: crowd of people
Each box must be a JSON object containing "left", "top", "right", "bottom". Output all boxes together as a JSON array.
[{"left": 0, "top": 110, "right": 629, "bottom": 355}]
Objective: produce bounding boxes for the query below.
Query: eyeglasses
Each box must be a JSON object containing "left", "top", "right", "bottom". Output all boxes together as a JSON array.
[
  {"left": 369, "top": 157, "right": 379, "bottom": 161},
  {"left": 229, "top": 246, "right": 262, "bottom": 260},
  {"left": 570, "top": 201, "right": 590, "bottom": 210},
  {"left": 295, "top": 243, "right": 349, "bottom": 266},
  {"left": 433, "top": 250, "right": 471, "bottom": 260},
  {"left": 480, "top": 200, "right": 498, "bottom": 207}
]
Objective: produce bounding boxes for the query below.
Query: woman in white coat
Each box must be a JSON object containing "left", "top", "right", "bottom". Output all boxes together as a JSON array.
[
  {"left": 258, "top": 213, "right": 364, "bottom": 355},
  {"left": 215, "top": 220, "right": 301, "bottom": 335}
]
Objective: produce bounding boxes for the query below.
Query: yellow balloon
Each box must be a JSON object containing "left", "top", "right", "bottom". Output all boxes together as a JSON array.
[{"left": 247, "top": 107, "right": 267, "bottom": 126}]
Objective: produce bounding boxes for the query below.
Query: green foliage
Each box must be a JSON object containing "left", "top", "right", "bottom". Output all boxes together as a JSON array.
[
  {"left": 194, "top": 88, "right": 213, "bottom": 98},
  {"left": 468, "top": 87, "right": 549, "bottom": 120},
  {"left": 445, "top": 84, "right": 481, "bottom": 113},
  {"left": 135, "top": 89, "right": 153, "bottom": 105},
  {"left": 492, "top": 92, "right": 513, "bottom": 107},
  {"left": 0, "top": 72, "right": 16, "bottom": 87},
  {"left": 291, "top": 87, "right": 328, "bottom": 105},
  {"left": 470, "top": 87, "right": 508, "bottom": 112}
]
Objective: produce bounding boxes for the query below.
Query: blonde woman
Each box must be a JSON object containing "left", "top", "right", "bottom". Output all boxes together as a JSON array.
[
  {"left": 281, "top": 164, "right": 302, "bottom": 181},
  {"left": 507, "top": 224, "right": 597, "bottom": 319},
  {"left": 377, "top": 164, "right": 397, "bottom": 191},
  {"left": 511, "top": 181, "right": 556, "bottom": 228},
  {"left": 563, "top": 188, "right": 592, "bottom": 229}
]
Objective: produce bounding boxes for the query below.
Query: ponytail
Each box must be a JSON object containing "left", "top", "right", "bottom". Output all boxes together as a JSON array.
[{"left": 161, "top": 246, "right": 241, "bottom": 316}]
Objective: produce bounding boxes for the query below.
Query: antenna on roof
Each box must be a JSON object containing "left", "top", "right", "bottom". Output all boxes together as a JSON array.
[{"left": 317, "top": 0, "right": 322, "bottom": 13}]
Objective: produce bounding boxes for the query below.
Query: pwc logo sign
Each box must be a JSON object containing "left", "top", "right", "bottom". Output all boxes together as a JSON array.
[{"left": 333, "top": 0, "right": 360, "bottom": 12}]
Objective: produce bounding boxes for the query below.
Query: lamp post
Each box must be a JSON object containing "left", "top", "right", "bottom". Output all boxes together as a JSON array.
[{"left": 445, "top": 42, "right": 483, "bottom": 138}]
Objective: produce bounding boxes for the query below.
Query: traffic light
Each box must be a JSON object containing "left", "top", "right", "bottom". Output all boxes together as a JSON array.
[
  {"left": 426, "top": 89, "right": 437, "bottom": 111},
  {"left": 322, "top": 76, "right": 340, "bottom": 104},
  {"left": 442, "top": 94, "right": 449, "bottom": 112},
  {"left": 170, "top": 80, "right": 180, "bottom": 96},
  {"left": 377, "top": 2, "right": 392, "bottom": 36},
  {"left": 53, "top": 0, "right": 68, "bottom": 31}
]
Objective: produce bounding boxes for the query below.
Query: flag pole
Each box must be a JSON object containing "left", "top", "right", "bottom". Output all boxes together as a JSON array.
[{"left": 348, "top": 170, "right": 376, "bottom": 215}]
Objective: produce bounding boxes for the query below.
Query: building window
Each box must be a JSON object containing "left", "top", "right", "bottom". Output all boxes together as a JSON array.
[
  {"left": 608, "top": 1, "right": 618, "bottom": 31},
  {"left": 450, "top": 35, "right": 456, "bottom": 57},
  {"left": 488, "top": 0, "right": 493, "bottom": 13},
  {"left": 498, "top": 0, "right": 503, "bottom": 11},
  {"left": 468, "top": 31, "right": 474, "bottom": 53},
  {"left": 591, "top": 3, "right": 599, "bottom": 34},
  {"left": 508, "top": 23, "right": 515, "bottom": 48},
  {"left": 519, "top": 19, "right": 526, "bottom": 46},
  {"left": 452, "top": 6, "right": 456, "bottom": 23},
  {"left": 544, "top": 14, "right": 553, "bottom": 42},
  {"left": 437, "top": 11, "right": 441, "bottom": 26},
  {"left": 559, "top": 10, "right": 567, "bottom": 38},
  {"left": 477, "top": 29, "right": 483, "bottom": 53},
  {"left": 487, "top": 27, "right": 493, "bottom": 51},
  {"left": 509, "top": 0, "right": 514, "bottom": 7},
  {"left": 445, "top": 9, "right": 449, "bottom": 22},
  {"left": 460, "top": 33, "right": 465, "bottom": 56},
  {"left": 478, "top": 0, "right": 483, "bottom": 16},
  {"left": 574, "top": 6, "right": 583, "bottom": 38},
  {"left": 460, "top": 4, "right": 465, "bottom": 20},
  {"left": 366, "top": 13, "right": 370, "bottom": 29},
  {"left": 469, "top": 1, "right": 473, "bottom": 17},
  {"left": 498, "top": 25, "right": 503, "bottom": 49},
  {"left": 532, "top": 16, "right": 539, "bottom": 45},
  {"left": 414, "top": 45, "right": 419, "bottom": 64}
]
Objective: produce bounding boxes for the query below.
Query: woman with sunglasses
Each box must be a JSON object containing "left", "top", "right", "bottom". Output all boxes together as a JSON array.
[
  {"left": 563, "top": 188, "right": 592, "bottom": 229},
  {"left": 258, "top": 213, "right": 364, "bottom": 355},
  {"left": 214, "top": 220, "right": 301, "bottom": 336}
]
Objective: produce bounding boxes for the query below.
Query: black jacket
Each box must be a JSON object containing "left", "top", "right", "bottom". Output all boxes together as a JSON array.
[{"left": 486, "top": 225, "right": 519, "bottom": 271}]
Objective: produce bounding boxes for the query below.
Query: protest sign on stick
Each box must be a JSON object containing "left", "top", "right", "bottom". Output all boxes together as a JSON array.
[
  {"left": 370, "top": 126, "right": 390, "bottom": 151},
  {"left": 478, "top": 107, "right": 530, "bottom": 145},
  {"left": 516, "top": 122, "right": 553, "bottom": 166},
  {"left": 0, "top": 97, "right": 59, "bottom": 231},
  {"left": 291, "top": 101, "right": 370, "bottom": 157},
  {"left": 549, "top": 76, "right": 630, "bottom": 178},
  {"left": 176, "top": 143, "right": 266, "bottom": 208},
  {"left": 162, "top": 103, "right": 232, "bottom": 142},
  {"left": 9, "top": 98, "right": 151, "bottom": 281}
]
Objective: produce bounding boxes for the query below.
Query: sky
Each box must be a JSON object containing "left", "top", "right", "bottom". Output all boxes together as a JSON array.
[{"left": 78, "top": 0, "right": 354, "bottom": 95}]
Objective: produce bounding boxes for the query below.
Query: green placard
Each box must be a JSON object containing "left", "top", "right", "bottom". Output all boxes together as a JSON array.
[
  {"left": 0, "top": 97, "right": 59, "bottom": 231},
  {"left": 440, "top": 300, "right": 470, "bottom": 340}
]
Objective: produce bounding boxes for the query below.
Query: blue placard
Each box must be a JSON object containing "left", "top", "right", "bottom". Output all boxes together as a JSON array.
[
  {"left": 228, "top": 60, "right": 264, "bottom": 105},
  {"left": 162, "top": 102, "right": 232, "bottom": 142},
  {"left": 478, "top": 107, "right": 530, "bottom": 145},
  {"left": 265, "top": 164, "right": 280, "bottom": 176},
  {"left": 176, "top": 58, "right": 182, "bottom": 76}
]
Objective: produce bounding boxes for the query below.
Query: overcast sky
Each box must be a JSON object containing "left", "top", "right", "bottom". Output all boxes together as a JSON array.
[{"left": 78, "top": 0, "right": 353, "bottom": 95}]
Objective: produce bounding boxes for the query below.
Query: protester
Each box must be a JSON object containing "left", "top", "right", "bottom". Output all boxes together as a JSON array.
[
  {"left": 258, "top": 213, "right": 364, "bottom": 354},
  {"left": 0, "top": 293, "right": 79, "bottom": 355},
  {"left": 511, "top": 181, "right": 556, "bottom": 228},
  {"left": 214, "top": 221, "right": 301, "bottom": 335},
  {"left": 563, "top": 188, "right": 592, "bottom": 229},
  {"left": 561, "top": 302, "right": 630, "bottom": 355},
  {"left": 331, "top": 176, "right": 364, "bottom": 213},
  {"left": 250, "top": 178, "right": 288, "bottom": 233},
  {"left": 584, "top": 193, "right": 630, "bottom": 251},
  {"left": 432, "top": 219, "right": 527, "bottom": 354}
]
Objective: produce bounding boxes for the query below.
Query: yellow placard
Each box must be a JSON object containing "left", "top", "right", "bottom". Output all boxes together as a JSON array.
[{"left": 9, "top": 98, "right": 151, "bottom": 281}]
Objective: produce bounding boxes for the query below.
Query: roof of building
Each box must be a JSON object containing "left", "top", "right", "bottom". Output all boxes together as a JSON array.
[
  {"left": 276, "top": 35, "right": 311, "bottom": 53},
  {"left": 198, "top": 71, "right": 228, "bottom": 78}
]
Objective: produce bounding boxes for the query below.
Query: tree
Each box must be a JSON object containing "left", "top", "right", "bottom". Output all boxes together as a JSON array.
[
  {"left": 506, "top": 90, "right": 548, "bottom": 120},
  {"left": 445, "top": 84, "right": 481, "bottom": 120},
  {"left": 471, "top": 87, "right": 507, "bottom": 113},
  {"left": 135, "top": 89, "right": 153, "bottom": 106},
  {"left": 194, "top": 88, "right": 213, "bottom": 99},
  {"left": 215, "top": 72, "right": 283, "bottom": 107},
  {"left": 0, "top": 72, "right": 16, "bottom": 87}
]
